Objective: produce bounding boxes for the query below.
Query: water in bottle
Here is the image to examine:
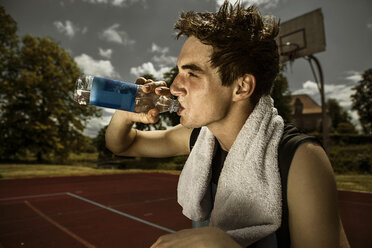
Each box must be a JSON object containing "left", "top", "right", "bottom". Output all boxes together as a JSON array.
[{"left": 74, "top": 75, "right": 179, "bottom": 113}]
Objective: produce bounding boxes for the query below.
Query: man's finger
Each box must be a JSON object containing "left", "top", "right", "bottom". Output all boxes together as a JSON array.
[
  {"left": 155, "top": 86, "right": 172, "bottom": 97},
  {"left": 150, "top": 234, "right": 172, "bottom": 248},
  {"left": 146, "top": 109, "right": 160, "bottom": 123},
  {"left": 150, "top": 238, "right": 161, "bottom": 248},
  {"left": 135, "top": 77, "right": 147, "bottom": 85},
  {"left": 142, "top": 81, "right": 167, "bottom": 93},
  {"left": 127, "top": 109, "right": 159, "bottom": 124}
]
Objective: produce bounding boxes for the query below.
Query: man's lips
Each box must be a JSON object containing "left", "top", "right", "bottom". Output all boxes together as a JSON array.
[{"left": 177, "top": 104, "right": 184, "bottom": 115}]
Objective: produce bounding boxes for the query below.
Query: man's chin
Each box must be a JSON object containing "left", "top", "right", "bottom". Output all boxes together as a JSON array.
[{"left": 180, "top": 118, "right": 202, "bottom": 129}]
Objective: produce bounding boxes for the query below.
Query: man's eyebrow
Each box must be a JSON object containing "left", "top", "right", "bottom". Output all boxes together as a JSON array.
[{"left": 180, "top": 63, "right": 205, "bottom": 73}]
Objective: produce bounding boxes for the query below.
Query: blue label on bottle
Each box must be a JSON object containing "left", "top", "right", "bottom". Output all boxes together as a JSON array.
[{"left": 90, "top": 77, "right": 137, "bottom": 112}]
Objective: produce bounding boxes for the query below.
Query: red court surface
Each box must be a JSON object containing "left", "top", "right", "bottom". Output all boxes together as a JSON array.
[
  {"left": 338, "top": 190, "right": 372, "bottom": 248},
  {"left": 0, "top": 173, "right": 191, "bottom": 248},
  {"left": 0, "top": 173, "right": 371, "bottom": 248}
]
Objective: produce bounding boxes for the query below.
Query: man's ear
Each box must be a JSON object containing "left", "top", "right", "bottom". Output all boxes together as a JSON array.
[{"left": 232, "top": 74, "right": 256, "bottom": 102}]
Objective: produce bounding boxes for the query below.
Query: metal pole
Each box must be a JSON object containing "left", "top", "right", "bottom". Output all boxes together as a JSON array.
[{"left": 306, "top": 55, "right": 329, "bottom": 150}]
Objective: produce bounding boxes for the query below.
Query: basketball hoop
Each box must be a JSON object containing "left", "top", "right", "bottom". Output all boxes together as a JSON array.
[
  {"left": 279, "top": 42, "right": 300, "bottom": 70},
  {"left": 279, "top": 42, "right": 300, "bottom": 62},
  {"left": 276, "top": 8, "right": 329, "bottom": 147}
]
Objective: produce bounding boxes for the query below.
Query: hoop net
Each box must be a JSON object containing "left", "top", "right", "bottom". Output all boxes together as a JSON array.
[{"left": 279, "top": 42, "right": 300, "bottom": 70}]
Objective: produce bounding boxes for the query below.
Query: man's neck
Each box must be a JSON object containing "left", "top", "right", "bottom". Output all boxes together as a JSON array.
[{"left": 207, "top": 102, "right": 253, "bottom": 152}]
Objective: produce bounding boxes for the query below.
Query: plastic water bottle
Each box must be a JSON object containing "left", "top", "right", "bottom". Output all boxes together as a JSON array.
[{"left": 74, "top": 75, "right": 179, "bottom": 113}]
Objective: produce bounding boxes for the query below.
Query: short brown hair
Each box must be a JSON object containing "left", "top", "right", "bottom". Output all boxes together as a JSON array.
[{"left": 174, "top": 0, "right": 280, "bottom": 104}]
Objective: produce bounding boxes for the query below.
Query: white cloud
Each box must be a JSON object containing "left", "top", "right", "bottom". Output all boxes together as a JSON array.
[
  {"left": 99, "top": 24, "right": 135, "bottom": 46},
  {"left": 123, "top": 0, "right": 146, "bottom": 6},
  {"left": 326, "top": 85, "right": 354, "bottom": 109},
  {"left": 151, "top": 43, "right": 169, "bottom": 54},
  {"left": 216, "top": 0, "right": 280, "bottom": 9},
  {"left": 292, "top": 80, "right": 356, "bottom": 107},
  {"left": 292, "top": 80, "right": 319, "bottom": 96},
  {"left": 149, "top": 43, "right": 177, "bottom": 67},
  {"left": 82, "top": 0, "right": 147, "bottom": 7},
  {"left": 130, "top": 43, "right": 177, "bottom": 79},
  {"left": 345, "top": 71, "right": 362, "bottom": 83},
  {"left": 84, "top": 108, "right": 114, "bottom": 137},
  {"left": 152, "top": 54, "right": 178, "bottom": 67},
  {"left": 349, "top": 110, "right": 361, "bottom": 130},
  {"left": 75, "top": 53, "right": 119, "bottom": 78},
  {"left": 130, "top": 62, "right": 172, "bottom": 80},
  {"left": 99, "top": 48, "right": 113, "bottom": 59},
  {"left": 83, "top": 0, "right": 108, "bottom": 3},
  {"left": 81, "top": 27, "right": 88, "bottom": 34},
  {"left": 54, "top": 20, "right": 84, "bottom": 38}
]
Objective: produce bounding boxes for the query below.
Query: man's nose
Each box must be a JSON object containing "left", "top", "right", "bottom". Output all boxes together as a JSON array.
[{"left": 170, "top": 75, "right": 185, "bottom": 96}]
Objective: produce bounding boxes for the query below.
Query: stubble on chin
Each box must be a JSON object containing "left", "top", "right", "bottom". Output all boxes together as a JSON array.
[{"left": 180, "top": 118, "right": 204, "bottom": 129}]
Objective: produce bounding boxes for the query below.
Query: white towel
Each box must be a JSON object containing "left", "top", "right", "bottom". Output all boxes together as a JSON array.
[{"left": 177, "top": 95, "right": 284, "bottom": 247}]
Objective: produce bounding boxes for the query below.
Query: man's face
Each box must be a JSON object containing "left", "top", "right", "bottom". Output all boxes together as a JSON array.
[{"left": 170, "top": 36, "right": 235, "bottom": 128}]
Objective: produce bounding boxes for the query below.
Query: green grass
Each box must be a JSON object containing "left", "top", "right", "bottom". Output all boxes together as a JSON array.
[
  {"left": 68, "top": 152, "right": 99, "bottom": 161},
  {"left": 1, "top": 162, "right": 371, "bottom": 193},
  {"left": 335, "top": 174, "right": 372, "bottom": 193},
  {"left": 0, "top": 163, "right": 180, "bottom": 179},
  {"left": 328, "top": 144, "right": 372, "bottom": 174}
]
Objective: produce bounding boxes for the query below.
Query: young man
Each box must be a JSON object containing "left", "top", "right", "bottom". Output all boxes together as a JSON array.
[{"left": 106, "top": 1, "right": 349, "bottom": 247}]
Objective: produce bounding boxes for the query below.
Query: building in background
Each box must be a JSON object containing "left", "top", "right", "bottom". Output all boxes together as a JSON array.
[{"left": 290, "top": 94, "right": 331, "bottom": 132}]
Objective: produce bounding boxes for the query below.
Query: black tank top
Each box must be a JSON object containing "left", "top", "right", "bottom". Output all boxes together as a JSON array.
[{"left": 189, "top": 123, "right": 321, "bottom": 248}]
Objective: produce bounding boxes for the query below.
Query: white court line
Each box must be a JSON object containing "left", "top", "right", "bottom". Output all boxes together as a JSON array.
[
  {"left": 0, "top": 192, "right": 67, "bottom": 201},
  {"left": 1, "top": 191, "right": 177, "bottom": 233},
  {"left": 25, "top": 200, "right": 96, "bottom": 248},
  {"left": 66, "top": 192, "right": 176, "bottom": 234}
]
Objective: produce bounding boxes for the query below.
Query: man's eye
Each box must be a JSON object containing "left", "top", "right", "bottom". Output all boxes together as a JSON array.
[{"left": 189, "top": 72, "right": 198, "bottom": 77}]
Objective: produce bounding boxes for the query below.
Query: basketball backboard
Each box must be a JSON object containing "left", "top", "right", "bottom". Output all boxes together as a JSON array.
[{"left": 277, "top": 8, "right": 326, "bottom": 63}]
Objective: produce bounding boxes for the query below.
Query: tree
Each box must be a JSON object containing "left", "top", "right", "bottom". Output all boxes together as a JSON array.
[
  {"left": 326, "top": 98, "right": 354, "bottom": 132},
  {"left": 0, "top": 8, "right": 101, "bottom": 161},
  {"left": 271, "top": 71, "right": 293, "bottom": 122},
  {"left": 351, "top": 69, "right": 372, "bottom": 134},
  {"left": 336, "top": 122, "right": 357, "bottom": 134},
  {"left": 0, "top": 6, "right": 19, "bottom": 81}
]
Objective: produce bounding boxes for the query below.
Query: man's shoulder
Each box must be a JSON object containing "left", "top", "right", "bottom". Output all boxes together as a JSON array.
[
  {"left": 287, "top": 138, "right": 336, "bottom": 204},
  {"left": 278, "top": 123, "right": 321, "bottom": 171}
]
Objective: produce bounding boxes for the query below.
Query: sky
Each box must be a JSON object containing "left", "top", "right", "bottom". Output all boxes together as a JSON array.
[{"left": 1, "top": 0, "right": 372, "bottom": 137}]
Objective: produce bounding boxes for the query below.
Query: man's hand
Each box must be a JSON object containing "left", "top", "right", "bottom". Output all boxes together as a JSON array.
[
  {"left": 150, "top": 227, "right": 242, "bottom": 248},
  {"left": 136, "top": 77, "right": 172, "bottom": 97},
  {"left": 132, "top": 77, "right": 172, "bottom": 124}
]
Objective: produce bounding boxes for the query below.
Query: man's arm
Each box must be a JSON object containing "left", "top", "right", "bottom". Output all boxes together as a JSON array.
[
  {"left": 105, "top": 78, "right": 192, "bottom": 158},
  {"left": 150, "top": 227, "right": 242, "bottom": 248},
  {"left": 106, "top": 115, "right": 192, "bottom": 158},
  {"left": 288, "top": 142, "right": 350, "bottom": 248}
]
